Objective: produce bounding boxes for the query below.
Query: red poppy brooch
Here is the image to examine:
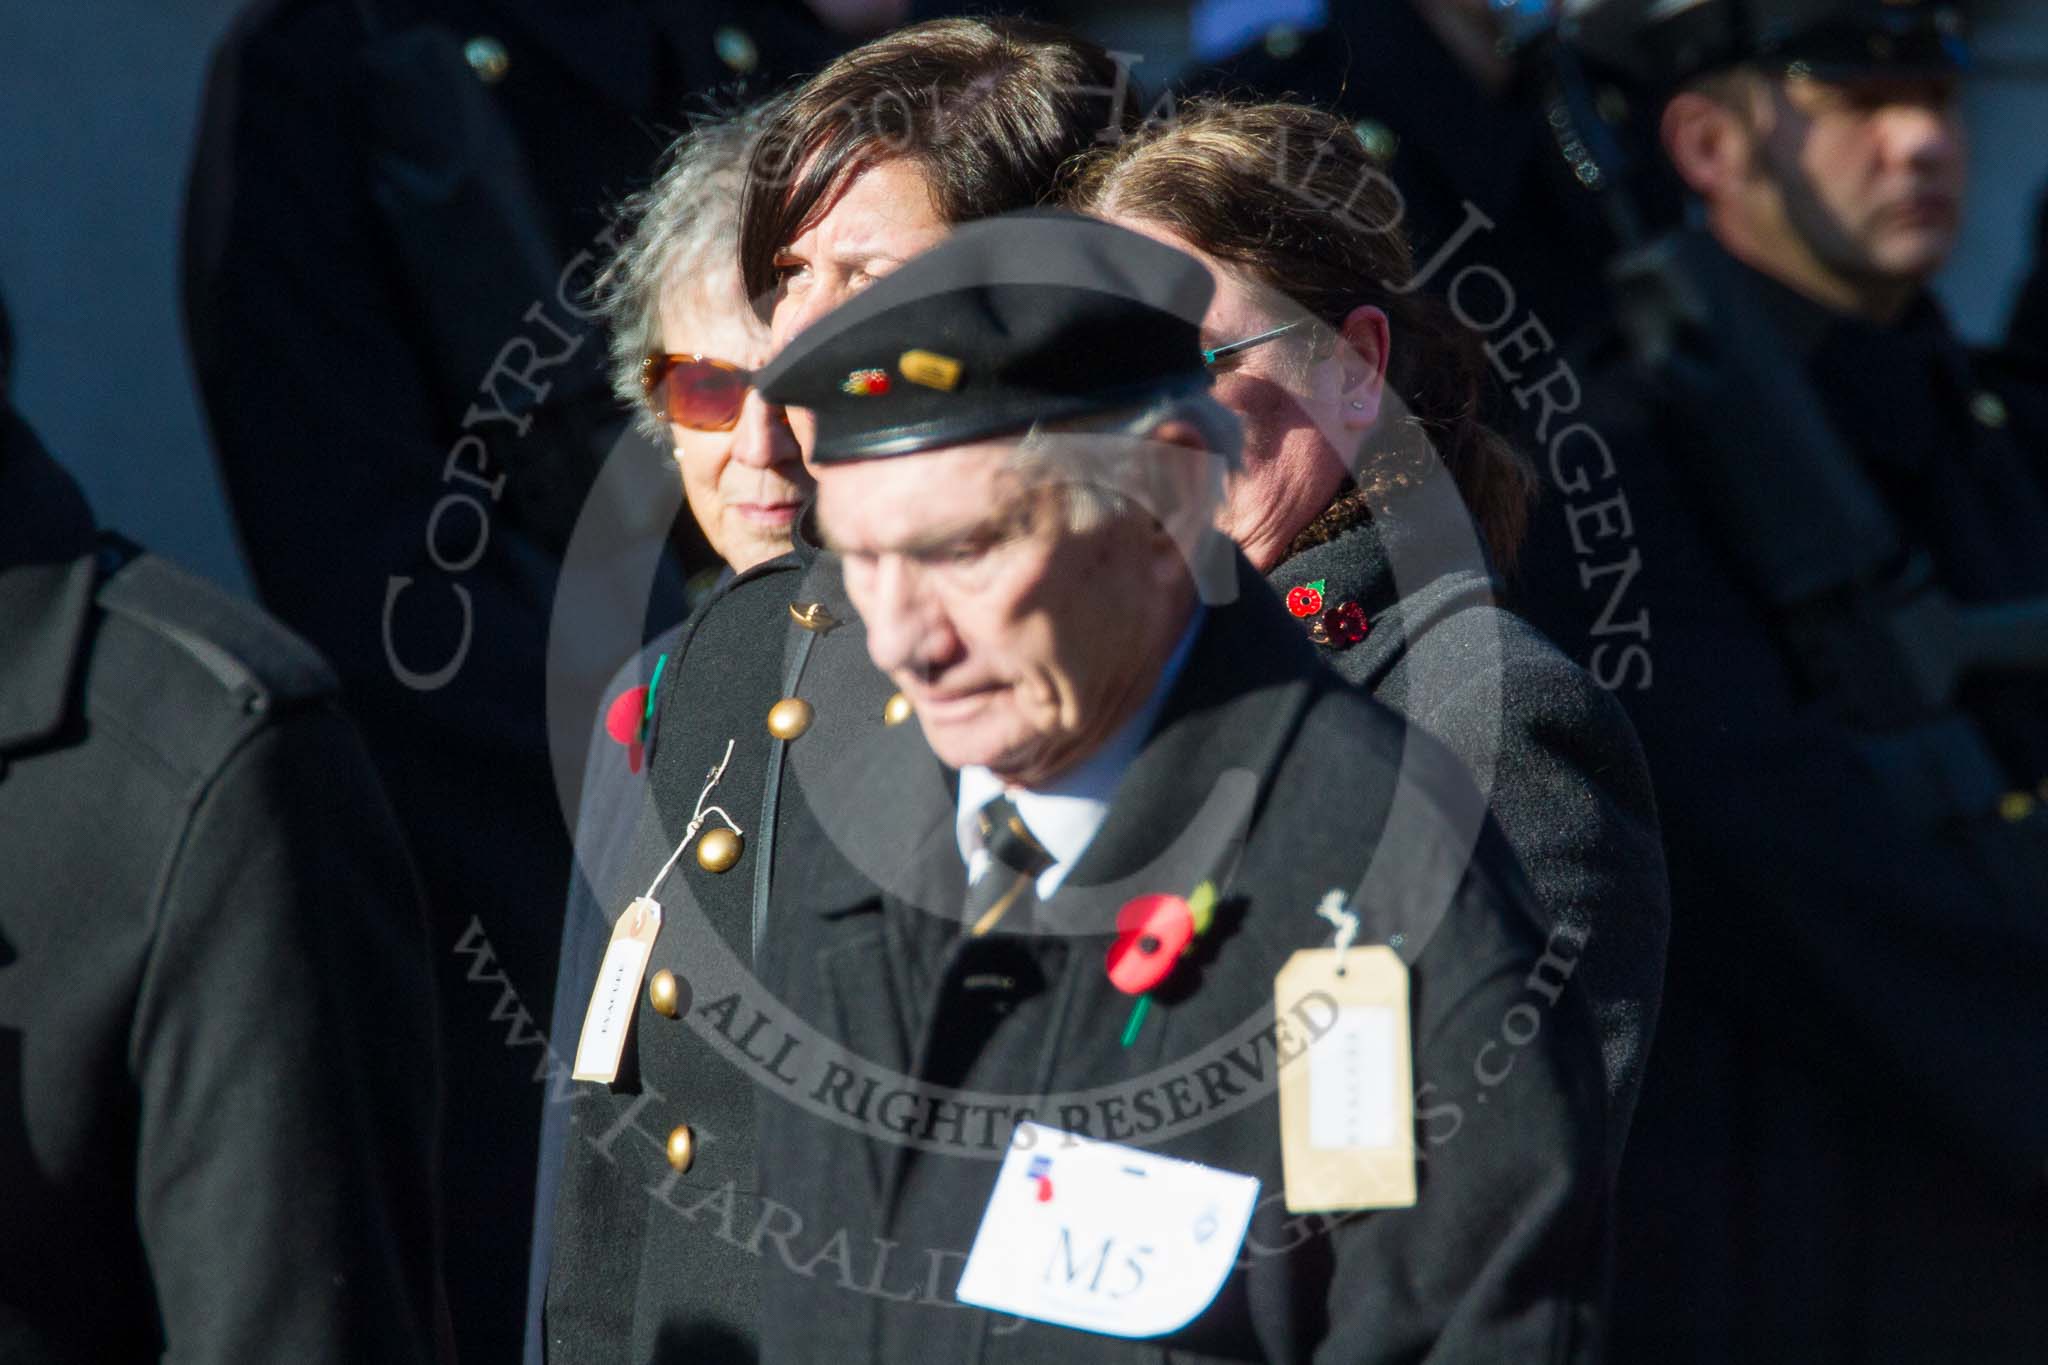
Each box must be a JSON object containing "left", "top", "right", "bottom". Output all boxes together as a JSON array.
[
  {"left": 603, "top": 653, "right": 669, "bottom": 773},
  {"left": 1107, "top": 880, "right": 1217, "bottom": 1046},
  {"left": 1287, "top": 578, "right": 1369, "bottom": 649}
]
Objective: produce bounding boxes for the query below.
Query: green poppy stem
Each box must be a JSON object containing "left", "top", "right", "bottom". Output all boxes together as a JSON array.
[{"left": 1120, "top": 993, "right": 1152, "bottom": 1048}]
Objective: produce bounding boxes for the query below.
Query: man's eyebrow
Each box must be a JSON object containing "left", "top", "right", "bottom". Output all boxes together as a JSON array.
[{"left": 830, "top": 514, "right": 1006, "bottom": 558}]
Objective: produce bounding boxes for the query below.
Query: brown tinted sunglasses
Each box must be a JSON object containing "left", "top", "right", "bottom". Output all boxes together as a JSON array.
[{"left": 640, "top": 353, "right": 753, "bottom": 431}]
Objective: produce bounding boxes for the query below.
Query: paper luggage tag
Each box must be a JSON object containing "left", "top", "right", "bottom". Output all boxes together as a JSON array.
[
  {"left": 955, "top": 1121, "right": 1259, "bottom": 1339},
  {"left": 572, "top": 896, "right": 662, "bottom": 1083},
  {"left": 1275, "top": 946, "right": 1416, "bottom": 1212}
]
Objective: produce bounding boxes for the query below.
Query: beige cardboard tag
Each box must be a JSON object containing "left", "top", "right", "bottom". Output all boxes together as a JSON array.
[
  {"left": 572, "top": 896, "right": 663, "bottom": 1083},
  {"left": 1275, "top": 946, "right": 1416, "bottom": 1213}
]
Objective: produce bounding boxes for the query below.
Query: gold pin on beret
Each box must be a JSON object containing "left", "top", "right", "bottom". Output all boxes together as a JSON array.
[{"left": 899, "top": 350, "right": 963, "bottom": 392}]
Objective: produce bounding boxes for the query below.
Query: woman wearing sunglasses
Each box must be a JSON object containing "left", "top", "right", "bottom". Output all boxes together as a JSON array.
[
  {"left": 1071, "top": 99, "right": 1671, "bottom": 1172},
  {"left": 599, "top": 97, "right": 809, "bottom": 582}
]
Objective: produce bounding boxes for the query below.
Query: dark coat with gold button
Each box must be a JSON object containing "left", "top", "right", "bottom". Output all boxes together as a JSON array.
[
  {"left": 184, "top": 5, "right": 846, "bottom": 1360},
  {"left": 749, "top": 550, "right": 1611, "bottom": 1364},
  {"left": 1514, "top": 234, "right": 2048, "bottom": 1362},
  {"left": 1179, "top": 0, "right": 1651, "bottom": 349},
  {"left": 542, "top": 526, "right": 897, "bottom": 1364},
  {"left": 1267, "top": 484, "right": 1668, "bottom": 1171},
  {"left": 0, "top": 410, "right": 447, "bottom": 1364}
]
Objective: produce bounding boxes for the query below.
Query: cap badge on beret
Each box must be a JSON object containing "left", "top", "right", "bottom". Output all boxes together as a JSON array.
[
  {"left": 899, "top": 349, "right": 963, "bottom": 392},
  {"left": 840, "top": 368, "right": 890, "bottom": 397}
]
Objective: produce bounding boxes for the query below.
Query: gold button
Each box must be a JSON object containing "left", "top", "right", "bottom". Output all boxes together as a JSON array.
[
  {"left": 1971, "top": 391, "right": 2009, "bottom": 430},
  {"left": 788, "top": 601, "right": 839, "bottom": 632},
  {"left": 696, "top": 825, "right": 743, "bottom": 873},
  {"left": 1998, "top": 791, "right": 2036, "bottom": 823},
  {"left": 767, "top": 697, "right": 813, "bottom": 740},
  {"left": 1352, "top": 119, "right": 1398, "bottom": 164},
  {"left": 666, "top": 1124, "right": 696, "bottom": 1173},
  {"left": 463, "top": 36, "right": 510, "bottom": 84},
  {"left": 883, "top": 692, "right": 914, "bottom": 727},
  {"left": 714, "top": 25, "right": 758, "bottom": 73},
  {"left": 649, "top": 970, "right": 681, "bottom": 1019}
]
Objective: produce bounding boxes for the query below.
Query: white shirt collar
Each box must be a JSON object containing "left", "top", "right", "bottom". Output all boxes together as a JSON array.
[{"left": 956, "top": 607, "right": 1205, "bottom": 898}]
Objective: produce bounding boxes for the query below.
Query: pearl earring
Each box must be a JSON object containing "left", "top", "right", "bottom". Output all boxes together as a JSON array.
[{"left": 1348, "top": 400, "right": 1366, "bottom": 410}]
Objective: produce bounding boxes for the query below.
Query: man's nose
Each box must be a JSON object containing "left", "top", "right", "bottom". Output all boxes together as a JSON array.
[
  {"left": 860, "top": 559, "right": 946, "bottom": 681},
  {"left": 728, "top": 390, "right": 800, "bottom": 471},
  {"left": 1886, "top": 99, "right": 1965, "bottom": 176}
]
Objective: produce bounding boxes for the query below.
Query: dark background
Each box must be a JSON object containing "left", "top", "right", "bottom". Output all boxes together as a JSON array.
[{"left": 3, "top": 0, "right": 2043, "bottom": 594}]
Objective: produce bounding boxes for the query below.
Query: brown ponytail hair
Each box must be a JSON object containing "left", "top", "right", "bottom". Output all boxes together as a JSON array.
[{"left": 1065, "top": 99, "right": 1537, "bottom": 573}]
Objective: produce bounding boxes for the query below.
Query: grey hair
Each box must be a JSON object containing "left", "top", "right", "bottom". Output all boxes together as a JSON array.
[
  {"left": 1008, "top": 386, "right": 1242, "bottom": 534},
  {"left": 593, "top": 96, "right": 789, "bottom": 438}
]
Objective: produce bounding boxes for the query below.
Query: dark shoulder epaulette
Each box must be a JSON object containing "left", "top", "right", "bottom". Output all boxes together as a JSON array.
[{"left": 88, "top": 547, "right": 339, "bottom": 786}]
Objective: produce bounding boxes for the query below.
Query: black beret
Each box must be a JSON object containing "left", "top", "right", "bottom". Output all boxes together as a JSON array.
[
  {"left": 755, "top": 210, "right": 1215, "bottom": 463},
  {"left": 1570, "top": 0, "right": 1966, "bottom": 91}
]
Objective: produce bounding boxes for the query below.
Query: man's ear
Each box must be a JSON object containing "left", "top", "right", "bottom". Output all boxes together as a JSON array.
[
  {"left": 1335, "top": 305, "right": 1390, "bottom": 430},
  {"left": 1662, "top": 90, "right": 1751, "bottom": 200},
  {"left": 1138, "top": 417, "right": 1224, "bottom": 578}
]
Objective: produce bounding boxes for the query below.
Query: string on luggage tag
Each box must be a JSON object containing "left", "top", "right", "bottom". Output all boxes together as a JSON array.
[
  {"left": 643, "top": 739, "right": 743, "bottom": 900},
  {"left": 1315, "top": 889, "right": 1359, "bottom": 976}
]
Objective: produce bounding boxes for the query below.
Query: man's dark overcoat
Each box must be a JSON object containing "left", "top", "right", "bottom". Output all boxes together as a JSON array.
[
  {"left": 749, "top": 551, "right": 1610, "bottom": 1364},
  {"left": 1268, "top": 485, "right": 1667, "bottom": 1166},
  {"left": 0, "top": 410, "right": 445, "bottom": 1362},
  {"left": 1516, "top": 233, "right": 2048, "bottom": 1362}
]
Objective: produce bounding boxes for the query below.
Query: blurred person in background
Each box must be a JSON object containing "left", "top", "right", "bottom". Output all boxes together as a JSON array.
[
  {"left": 540, "top": 19, "right": 1145, "bottom": 1362},
  {"left": 181, "top": 2, "right": 896, "bottom": 1358},
  {"left": 1, "top": 281, "right": 448, "bottom": 1364},
  {"left": 1182, "top": 0, "right": 1640, "bottom": 347},
  {"left": 1069, "top": 97, "right": 1669, "bottom": 1170},
  {"left": 1521, "top": 1, "right": 2048, "bottom": 1357}
]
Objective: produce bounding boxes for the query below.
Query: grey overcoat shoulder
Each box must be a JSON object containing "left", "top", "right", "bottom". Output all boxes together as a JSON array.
[{"left": 1270, "top": 490, "right": 1669, "bottom": 1165}]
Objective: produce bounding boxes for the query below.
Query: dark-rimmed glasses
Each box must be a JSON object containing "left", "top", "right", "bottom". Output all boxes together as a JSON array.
[{"left": 641, "top": 353, "right": 753, "bottom": 431}]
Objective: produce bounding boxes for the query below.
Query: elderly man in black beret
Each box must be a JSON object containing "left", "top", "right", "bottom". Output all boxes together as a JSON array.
[{"left": 739, "top": 212, "right": 1609, "bottom": 1363}]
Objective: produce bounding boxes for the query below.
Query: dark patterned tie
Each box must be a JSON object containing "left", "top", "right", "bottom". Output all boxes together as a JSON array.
[{"left": 961, "top": 793, "right": 1055, "bottom": 936}]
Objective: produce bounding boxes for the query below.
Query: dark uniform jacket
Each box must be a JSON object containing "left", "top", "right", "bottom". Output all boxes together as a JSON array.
[
  {"left": 1516, "top": 235, "right": 2048, "bottom": 1362},
  {"left": 543, "top": 528, "right": 895, "bottom": 1363},
  {"left": 749, "top": 551, "right": 1611, "bottom": 1364},
  {"left": 1181, "top": 0, "right": 1643, "bottom": 348},
  {"left": 1269, "top": 487, "right": 1667, "bottom": 1166},
  {"left": 0, "top": 410, "right": 445, "bottom": 1363},
  {"left": 183, "top": 4, "right": 843, "bottom": 1357}
]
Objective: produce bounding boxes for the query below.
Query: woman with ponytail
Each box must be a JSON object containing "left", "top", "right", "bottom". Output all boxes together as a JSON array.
[{"left": 1071, "top": 100, "right": 1670, "bottom": 1165}]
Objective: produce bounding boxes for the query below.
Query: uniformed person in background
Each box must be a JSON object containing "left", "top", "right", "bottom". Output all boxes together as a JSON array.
[
  {"left": 1516, "top": 2, "right": 2048, "bottom": 1358},
  {"left": 745, "top": 210, "right": 1608, "bottom": 1363},
  {"left": 1182, "top": 0, "right": 1642, "bottom": 349},
  {"left": 182, "top": 3, "right": 891, "bottom": 1359},
  {"left": 539, "top": 20, "right": 1148, "bottom": 1362},
  {"left": 0, "top": 285, "right": 449, "bottom": 1362}
]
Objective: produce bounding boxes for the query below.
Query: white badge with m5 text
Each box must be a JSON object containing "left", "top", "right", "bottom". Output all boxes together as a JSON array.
[{"left": 955, "top": 1122, "right": 1258, "bottom": 1338}]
